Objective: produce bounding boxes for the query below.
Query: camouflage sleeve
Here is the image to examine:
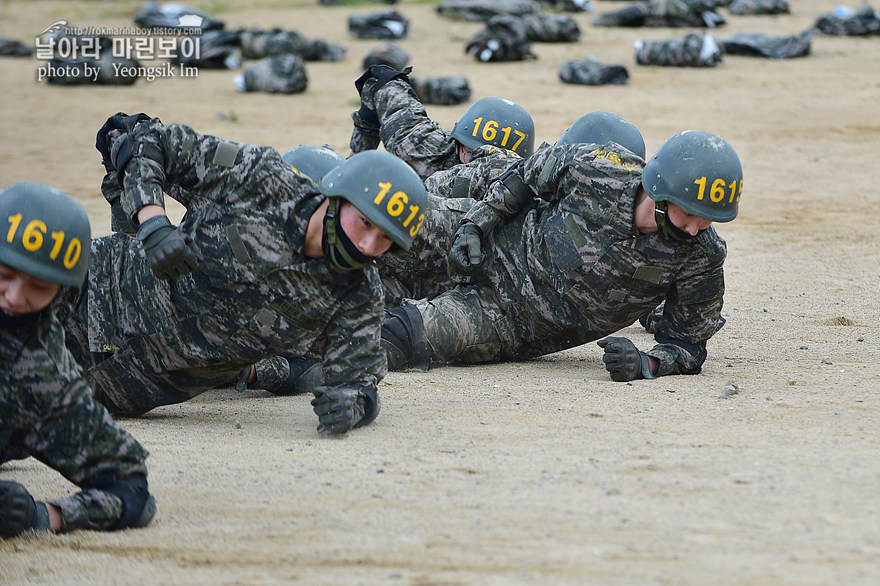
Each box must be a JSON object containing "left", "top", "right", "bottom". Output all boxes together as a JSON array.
[
  {"left": 349, "top": 109, "right": 381, "bottom": 154},
  {"left": 118, "top": 121, "right": 260, "bottom": 222},
  {"left": 316, "top": 270, "right": 387, "bottom": 393},
  {"left": 3, "top": 320, "right": 149, "bottom": 488},
  {"left": 646, "top": 236, "right": 728, "bottom": 376},
  {"left": 368, "top": 78, "right": 458, "bottom": 180}
]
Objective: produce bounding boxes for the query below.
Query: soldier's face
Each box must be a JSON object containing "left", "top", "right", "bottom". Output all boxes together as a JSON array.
[
  {"left": 666, "top": 202, "right": 712, "bottom": 236},
  {"left": 0, "top": 262, "right": 61, "bottom": 316},
  {"left": 338, "top": 202, "right": 394, "bottom": 257},
  {"left": 456, "top": 143, "right": 473, "bottom": 164}
]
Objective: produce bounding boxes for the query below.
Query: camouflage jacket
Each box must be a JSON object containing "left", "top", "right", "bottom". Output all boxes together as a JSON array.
[
  {"left": 1, "top": 309, "right": 148, "bottom": 485},
  {"left": 89, "top": 120, "right": 386, "bottom": 400},
  {"left": 462, "top": 143, "right": 728, "bottom": 374},
  {"left": 352, "top": 78, "right": 459, "bottom": 181},
  {"left": 379, "top": 145, "right": 524, "bottom": 304}
]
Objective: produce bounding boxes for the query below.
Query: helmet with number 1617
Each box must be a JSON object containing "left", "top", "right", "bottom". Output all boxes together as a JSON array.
[{"left": 450, "top": 97, "right": 535, "bottom": 157}]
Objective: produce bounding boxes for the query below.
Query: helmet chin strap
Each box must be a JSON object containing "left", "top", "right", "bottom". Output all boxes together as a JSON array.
[
  {"left": 654, "top": 201, "right": 697, "bottom": 242},
  {"left": 321, "top": 198, "right": 372, "bottom": 271}
]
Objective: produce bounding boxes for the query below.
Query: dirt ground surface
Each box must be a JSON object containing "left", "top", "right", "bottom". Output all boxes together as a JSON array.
[{"left": 1, "top": 0, "right": 879, "bottom": 584}]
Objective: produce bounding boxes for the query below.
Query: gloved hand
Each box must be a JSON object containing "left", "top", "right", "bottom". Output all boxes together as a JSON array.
[
  {"left": 596, "top": 336, "right": 655, "bottom": 382},
  {"left": 136, "top": 215, "right": 200, "bottom": 280},
  {"left": 96, "top": 112, "right": 152, "bottom": 172},
  {"left": 355, "top": 64, "right": 413, "bottom": 97},
  {"left": 311, "top": 387, "right": 365, "bottom": 435},
  {"left": 353, "top": 65, "right": 413, "bottom": 130},
  {"left": 448, "top": 222, "right": 485, "bottom": 276}
]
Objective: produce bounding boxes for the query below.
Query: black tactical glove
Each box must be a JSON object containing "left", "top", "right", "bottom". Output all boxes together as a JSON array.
[
  {"left": 596, "top": 336, "right": 656, "bottom": 382},
  {"left": 353, "top": 65, "right": 413, "bottom": 129},
  {"left": 136, "top": 215, "right": 200, "bottom": 280},
  {"left": 96, "top": 112, "right": 152, "bottom": 172},
  {"left": 311, "top": 386, "right": 375, "bottom": 436},
  {"left": 448, "top": 222, "right": 485, "bottom": 276}
]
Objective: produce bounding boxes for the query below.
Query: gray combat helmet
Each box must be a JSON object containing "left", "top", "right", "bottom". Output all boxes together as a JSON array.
[
  {"left": 318, "top": 150, "right": 428, "bottom": 251},
  {"left": 0, "top": 182, "right": 91, "bottom": 288},
  {"left": 555, "top": 111, "right": 646, "bottom": 160},
  {"left": 642, "top": 130, "right": 743, "bottom": 223},
  {"left": 450, "top": 96, "right": 535, "bottom": 157},
  {"left": 282, "top": 145, "right": 345, "bottom": 185}
]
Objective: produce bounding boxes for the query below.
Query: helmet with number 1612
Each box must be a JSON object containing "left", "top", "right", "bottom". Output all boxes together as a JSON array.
[{"left": 642, "top": 130, "right": 743, "bottom": 223}]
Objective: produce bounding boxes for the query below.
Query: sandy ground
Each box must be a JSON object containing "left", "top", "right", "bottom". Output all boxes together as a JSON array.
[{"left": 1, "top": 0, "right": 879, "bottom": 584}]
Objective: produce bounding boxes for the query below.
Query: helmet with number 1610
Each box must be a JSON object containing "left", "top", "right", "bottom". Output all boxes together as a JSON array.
[{"left": 0, "top": 182, "right": 91, "bottom": 288}]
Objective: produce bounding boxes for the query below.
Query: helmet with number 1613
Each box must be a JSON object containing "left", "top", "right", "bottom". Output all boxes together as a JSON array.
[{"left": 318, "top": 150, "right": 427, "bottom": 251}]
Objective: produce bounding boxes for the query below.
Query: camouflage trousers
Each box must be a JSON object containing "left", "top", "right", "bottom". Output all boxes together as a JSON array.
[
  {"left": 402, "top": 285, "right": 528, "bottom": 364},
  {"left": 1, "top": 380, "right": 148, "bottom": 531}
]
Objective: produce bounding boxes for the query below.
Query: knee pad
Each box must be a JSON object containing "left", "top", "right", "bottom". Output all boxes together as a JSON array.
[
  {"left": 90, "top": 473, "right": 156, "bottom": 530},
  {"left": 381, "top": 305, "right": 431, "bottom": 371}
]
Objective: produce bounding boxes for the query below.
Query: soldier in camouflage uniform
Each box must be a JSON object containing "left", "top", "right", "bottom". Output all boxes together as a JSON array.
[
  {"left": 351, "top": 65, "right": 535, "bottom": 179},
  {"left": 1, "top": 183, "right": 155, "bottom": 538},
  {"left": 63, "top": 114, "right": 427, "bottom": 436},
  {"left": 381, "top": 130, "right": 744, "bottom": 382}
]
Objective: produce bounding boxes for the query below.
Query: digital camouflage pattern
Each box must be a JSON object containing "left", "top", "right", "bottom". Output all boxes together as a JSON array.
[
  {"left": 435, "top": 0, "right": 540, "bottom": 21},
  {"left": 348, "top": 10, "right": 409, "bottom": 39},
  {"left": 239, "top": 28, "right": 346, "bottom": 62},
  {"left": 0, "top": 37, "right": 33, "bottom": 57},
  {"left": 558, "top": 56, "right": 629, "bottom": 85},
  {"left": 1, "top": 310, "right": 149, "bottom": 531},
  {"left": 815, "top": 4, "right": 880, "bottom": 36},
  {"left": 399, "top": 142, "right": 728, "bottom": 376},
  {"left": 410, "top": 75, "right": 472, "bottom": 106},
  {"left": 171, "top": 30, "right": 242, "bottom": 69},
  {"left": 351, "top": 78, "right": 459, "bottom": 180},
  {"left": 237, "top": 54, "right": 308, "bottom": 94},
  {"left": 727, "top": 0, "right": 789, "bottom": 15},
  {"left": 520, "top": 13, "right": 581, "bottom": 43},
  {"left": 133, "top": 1, "right": 225, "bottom": 32},
  {"left": 42, "top": 31, "right": 139, "bottom": 86},
  {"left": 64, "top": 119, "right": 386, "bottom": 433},
  {"left": 721, "top": 29, "right": 814, "bottom": 59},
  {"left": 362, "top": 41, "right": 410, "bottom": 71},
  {"left": 535, "top": 0, "right": 595, "bottom": 13},
  {"left": 593, "top": 0, "right": 725, "bottom": 28},
  {"left": 465, "top": 14, "right": 537, "bottom": 62},
  {"left": 380, "top": 145, "right": 523, "bottom": 306},
  {"left": 635, "top": 33, "right": 723, "bottom": 67}
]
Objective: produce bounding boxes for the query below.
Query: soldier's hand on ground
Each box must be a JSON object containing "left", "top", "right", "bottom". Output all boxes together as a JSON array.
[
  {"left": 596, "top": 336, "right": 649, "bottom": 382},
  {"left": 448, "top": 222, "right": 485, "bottom": 276},
  {"left": 311, "top": 387, "right": 365, "bottom": 436},
  {"left": 136, "top": 215, "right": 200, "bottom": 280}
]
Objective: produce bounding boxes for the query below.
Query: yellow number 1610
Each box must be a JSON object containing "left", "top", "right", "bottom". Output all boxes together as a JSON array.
[{"left": 6, "top": 213, "right": 83, "bottom": 269}]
